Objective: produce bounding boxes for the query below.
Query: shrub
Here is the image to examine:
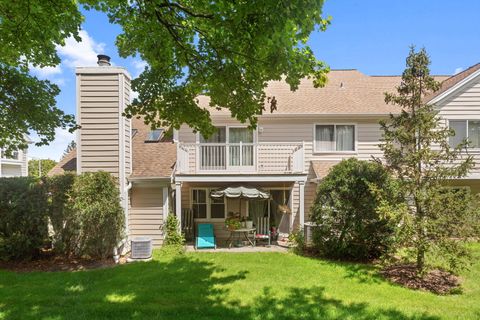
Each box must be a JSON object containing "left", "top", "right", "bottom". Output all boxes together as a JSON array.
[
  {"left": 70, "top": 172, "right": 125, "bottom": 259},
  {"left": 46, "top": 173, "right": 78, "bottom": 256},
  {"left": 0, "top": 177, "right": 48, "bottom": 260},
  {"left": 310, "top": 158, "right": 403, "bottom": 261},
  {"left": 288, "top": 230, "right": 305, "bottom": 255},
  {"left": 162, "top": 214, "right": 185, "bottom": 253}
]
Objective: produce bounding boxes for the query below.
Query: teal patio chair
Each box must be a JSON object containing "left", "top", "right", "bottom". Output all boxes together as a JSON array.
[{"left": 196, "top": 223, "right": 216, "bottom": 249}]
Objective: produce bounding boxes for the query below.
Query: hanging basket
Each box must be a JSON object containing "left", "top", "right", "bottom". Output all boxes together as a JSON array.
[{"left": 277, "top": 204, "right": 291, "bottom": 215}]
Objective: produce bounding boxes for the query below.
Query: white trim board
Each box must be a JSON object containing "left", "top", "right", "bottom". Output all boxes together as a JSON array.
[
  {"left": 175, "top": 174, "right": 308, "bottom": 183},
  {"left": 429, "top": 69, "right": 480, "bottom": 105}
]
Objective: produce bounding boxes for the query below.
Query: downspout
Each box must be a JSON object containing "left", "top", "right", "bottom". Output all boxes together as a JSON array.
[{"left": 114, "top": 181, "right": 133, "bottom": 263}]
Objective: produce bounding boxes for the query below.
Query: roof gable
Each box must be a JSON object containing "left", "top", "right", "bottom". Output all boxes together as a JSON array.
[{"left": 428, "top": 63, "right": 480, "bottom": 104}]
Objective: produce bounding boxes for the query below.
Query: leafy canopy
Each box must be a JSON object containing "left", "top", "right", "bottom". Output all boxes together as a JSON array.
[
  {"left": 84, "top": 0, "right": 330, "bottom": 136},
  {"left": 377, "top": 47, "right": 477, "bottom": 274},
  {"left": 28, "top": 159, "right": 58, "bottom": 178},
  {"left": 1, "top": 1, "right": 329, "bottom": 150},
  {"left": 0, "top": 0, "right": 81, "bottom": 153}
]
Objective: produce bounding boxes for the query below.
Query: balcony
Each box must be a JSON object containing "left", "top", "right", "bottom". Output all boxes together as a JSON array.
[{"left": 176, "top": 142, "right": 305, "bottom": 174}]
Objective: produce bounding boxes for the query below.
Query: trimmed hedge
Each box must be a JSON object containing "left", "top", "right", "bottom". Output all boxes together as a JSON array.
[
  {"left": 71, "top": 172, "right": 124, "bottom": 260},
  {"left": 0, "top": 177, "right": 48, "bottom": 260},
  {"left": 47, "top": 173, "right": 78, "bottom": 256},
  {"left": 0, "top": 172, "right": 125, "bottom": 261}
]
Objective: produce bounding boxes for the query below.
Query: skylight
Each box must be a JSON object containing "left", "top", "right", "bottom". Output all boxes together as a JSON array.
[{"left": 145, "top": 129, "right": 164, "bottom": 142}]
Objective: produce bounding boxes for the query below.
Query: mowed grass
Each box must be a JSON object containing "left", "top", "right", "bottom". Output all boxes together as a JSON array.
[{"left": 1, "top": 244, "right": 480, "bottom": 320}]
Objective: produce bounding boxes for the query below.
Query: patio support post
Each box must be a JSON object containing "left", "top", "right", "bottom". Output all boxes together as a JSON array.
[
  {"left": 163, "top": 186, "right": 169, "bottom": 218},
  {"left": 175, "top": 182, "right": 182, "bottom": 232},
  {"left": 299, "top": 181, "right": 305, "bottom": 229}
]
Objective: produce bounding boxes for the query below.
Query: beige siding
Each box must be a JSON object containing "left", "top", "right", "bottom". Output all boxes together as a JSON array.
[
  {"left": 129, "top": 186, "right": 164, "bottom": 247},
  {"left": 177, "top": 117, "right": 386, "bottom": 226},
  {"left": 437, "top": 76, "right": 480, "bottom": 176},
  {"left": 78, "top": 73, "right": 120, "bottom": 177},
  {"left": 178, "top": 117, "right": 384, "bottom": 173},
  {"left": 124, "top": 77, "right": 132, "bottom": 176},
  {"left": 77, "top": 70, "right": 131, "bottom": 180}
]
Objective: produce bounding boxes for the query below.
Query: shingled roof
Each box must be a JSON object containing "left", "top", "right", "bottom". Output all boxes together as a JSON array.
[
  {"left": 199, "top": 70, "right": 449, "bottom": 115},
  {"left": 130, "top": 117, "right": 176, "bottom": 179},
  {"left": 47, "top": 117, "right": 177, "bottom": 179},
  {"left": 47, "top": 149, "right": 77, "bottom": 176},
  {"left": 426, "top": 63, "right": 480, "bottom": 102},
  {"left": 48, "top": 67, "right": 461, "bottom": 178}
]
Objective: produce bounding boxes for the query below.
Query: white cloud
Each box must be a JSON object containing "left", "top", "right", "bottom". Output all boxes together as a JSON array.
[
  {"left": 454, "top": 67, "right": 464, "bottom": 75},
  {"left": 29, "top": 30, "right": 105, "bottom": 83},
  {"left": 130, "top": 90, "right": 139, "bottom": 102},
  {"left": 58, "top": 30, "right": 106, "bottom": 68},
  {"left": 28, "top": 128, "right": 75, "bottom": 162},
  {"left": 53, "top": 78, "right": 67, "bottom": 87},
  {"left": 132, "top": 59, "right": 147, "bottom": 77}
]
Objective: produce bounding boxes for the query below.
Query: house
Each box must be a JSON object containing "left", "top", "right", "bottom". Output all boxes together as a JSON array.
[
  {"left": 50, "top": 55, "right": 480, "bottom": 247},
  {"left": 0, "top": 147, "right": 29, "bottom": 177}
]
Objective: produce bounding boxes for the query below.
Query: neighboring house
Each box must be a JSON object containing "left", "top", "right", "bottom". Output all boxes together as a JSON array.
[
  {"left": 47, "top": 149, "right": 77, "bottom": 176},
  {"left": 0, "top": 147, "right": 29, "bottom": 177},
  {"left": 49, "top": 55, "right": 480, "bottom": 247}
]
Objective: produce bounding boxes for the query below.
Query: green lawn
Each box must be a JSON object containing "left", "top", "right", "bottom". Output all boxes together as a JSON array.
[{"left": 1, "top": 245, "right": 480, "bottom": 320}]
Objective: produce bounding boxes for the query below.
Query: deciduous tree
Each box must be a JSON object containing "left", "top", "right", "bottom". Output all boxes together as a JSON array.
[
  {"left": 0, "top": 0, "right": 81, "bottom": 153},
  {"left": 28, "top": 159, "right": 57, "bottom": 178},
  {"left": 85, "top": 0, "right": 330, "bottom": 136}
]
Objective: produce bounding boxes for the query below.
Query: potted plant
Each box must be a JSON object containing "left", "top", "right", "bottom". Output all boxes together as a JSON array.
[{"left": 225, "top": 217, "right": 241, "bottom": 231}]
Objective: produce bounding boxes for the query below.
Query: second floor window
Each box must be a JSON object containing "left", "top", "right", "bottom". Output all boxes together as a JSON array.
[
  {"left": 200, "top": 127, "right": 226, "bottom": 143},
  {"left": 449, "top": 120, "right": 480, "bottom": 148},
  {"left": 315, "top": 124, "right": 355, "bottom": 152}
]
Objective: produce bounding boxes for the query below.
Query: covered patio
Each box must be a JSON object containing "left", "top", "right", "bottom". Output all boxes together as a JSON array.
[{"left": 173, "top": 175, "right": 307, "bottom": 248}]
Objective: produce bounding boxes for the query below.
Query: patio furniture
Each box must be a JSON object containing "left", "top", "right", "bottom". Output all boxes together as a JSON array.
[
  {"left": 226, "top": 228, "right": 256, "bottom": 248},
  {"left": 182, "top": 208, "right": 194, "bottom": 241},
  {"left": 255, "top": 216, "right": 271, "bottom": 246},
  {"left": 196, "top": 223, "right": 216, "bottom": 249}
]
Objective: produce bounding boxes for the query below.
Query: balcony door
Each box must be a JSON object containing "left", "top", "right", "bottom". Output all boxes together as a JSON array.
[
  {"left": 199, "top": 126, "right": 254, "bottom": 171},
  {"left": 228, "top": 127, "right": 254, "bottom": 169},
  {"left": 199, "top": 127, "right": 226, "bottom": 170}
]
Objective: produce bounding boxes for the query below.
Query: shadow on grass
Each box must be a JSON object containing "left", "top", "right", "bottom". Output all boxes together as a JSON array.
[{"left": 0, "top": 254, "right": 439, "bottom": 320}]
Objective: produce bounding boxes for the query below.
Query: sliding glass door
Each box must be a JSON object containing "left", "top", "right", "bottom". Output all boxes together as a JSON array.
[
  {"left": 228, "top": 127, "right": 254, "bottom": 168},
  {"left": 199, "top": 126, "right": 255, "bottom": 171}
]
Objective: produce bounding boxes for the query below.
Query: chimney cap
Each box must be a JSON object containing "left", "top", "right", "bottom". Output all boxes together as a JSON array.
[{"left": 97, "top": 54, "right": 111, "bottom": 66}]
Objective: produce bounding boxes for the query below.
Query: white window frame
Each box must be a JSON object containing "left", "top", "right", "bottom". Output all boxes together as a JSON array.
[
  {"left": 196, "top": 125, "right": 257, "bottom": 144},
  {"left": 196, "top": 125, "right": 257, "bottom": 172},
  {"left": 313, "top": 123, "right": 357, "bottom": 154},
  {"left": 190, "top": 188, "right": 227, "bottom": 221},
  {"left": 448, "top": 119, "right": 480, "bottom": 151}
]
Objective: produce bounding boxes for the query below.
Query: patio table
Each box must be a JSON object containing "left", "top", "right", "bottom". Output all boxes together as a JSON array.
[{"left": 226, "top": 228, "right": 256, "bottom": 248}]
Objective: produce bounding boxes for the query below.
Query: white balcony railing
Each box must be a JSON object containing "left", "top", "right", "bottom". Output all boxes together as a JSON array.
[{"left": 176, "top": 142, "right": 305, "bottom": 174}]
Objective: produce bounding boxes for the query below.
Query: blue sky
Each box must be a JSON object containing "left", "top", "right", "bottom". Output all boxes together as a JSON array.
[{"left": 29, "top": 0, "right": 480, "bottom": 160}]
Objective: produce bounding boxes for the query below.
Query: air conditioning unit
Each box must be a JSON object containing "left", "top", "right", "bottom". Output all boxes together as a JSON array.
[
  {"left": 130, "top": 237, "right": 152, "bottom": 260},
  {"left": 304, "top": 222, "right": 320, "bottom": 247}
]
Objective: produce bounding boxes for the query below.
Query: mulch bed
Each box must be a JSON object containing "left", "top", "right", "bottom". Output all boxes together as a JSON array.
[
  {"left": 0, "top": 251, "right": 126, "bottom": 272},
  {"left": 381, "top": 264, "right": 461, "bottom": 295}
]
